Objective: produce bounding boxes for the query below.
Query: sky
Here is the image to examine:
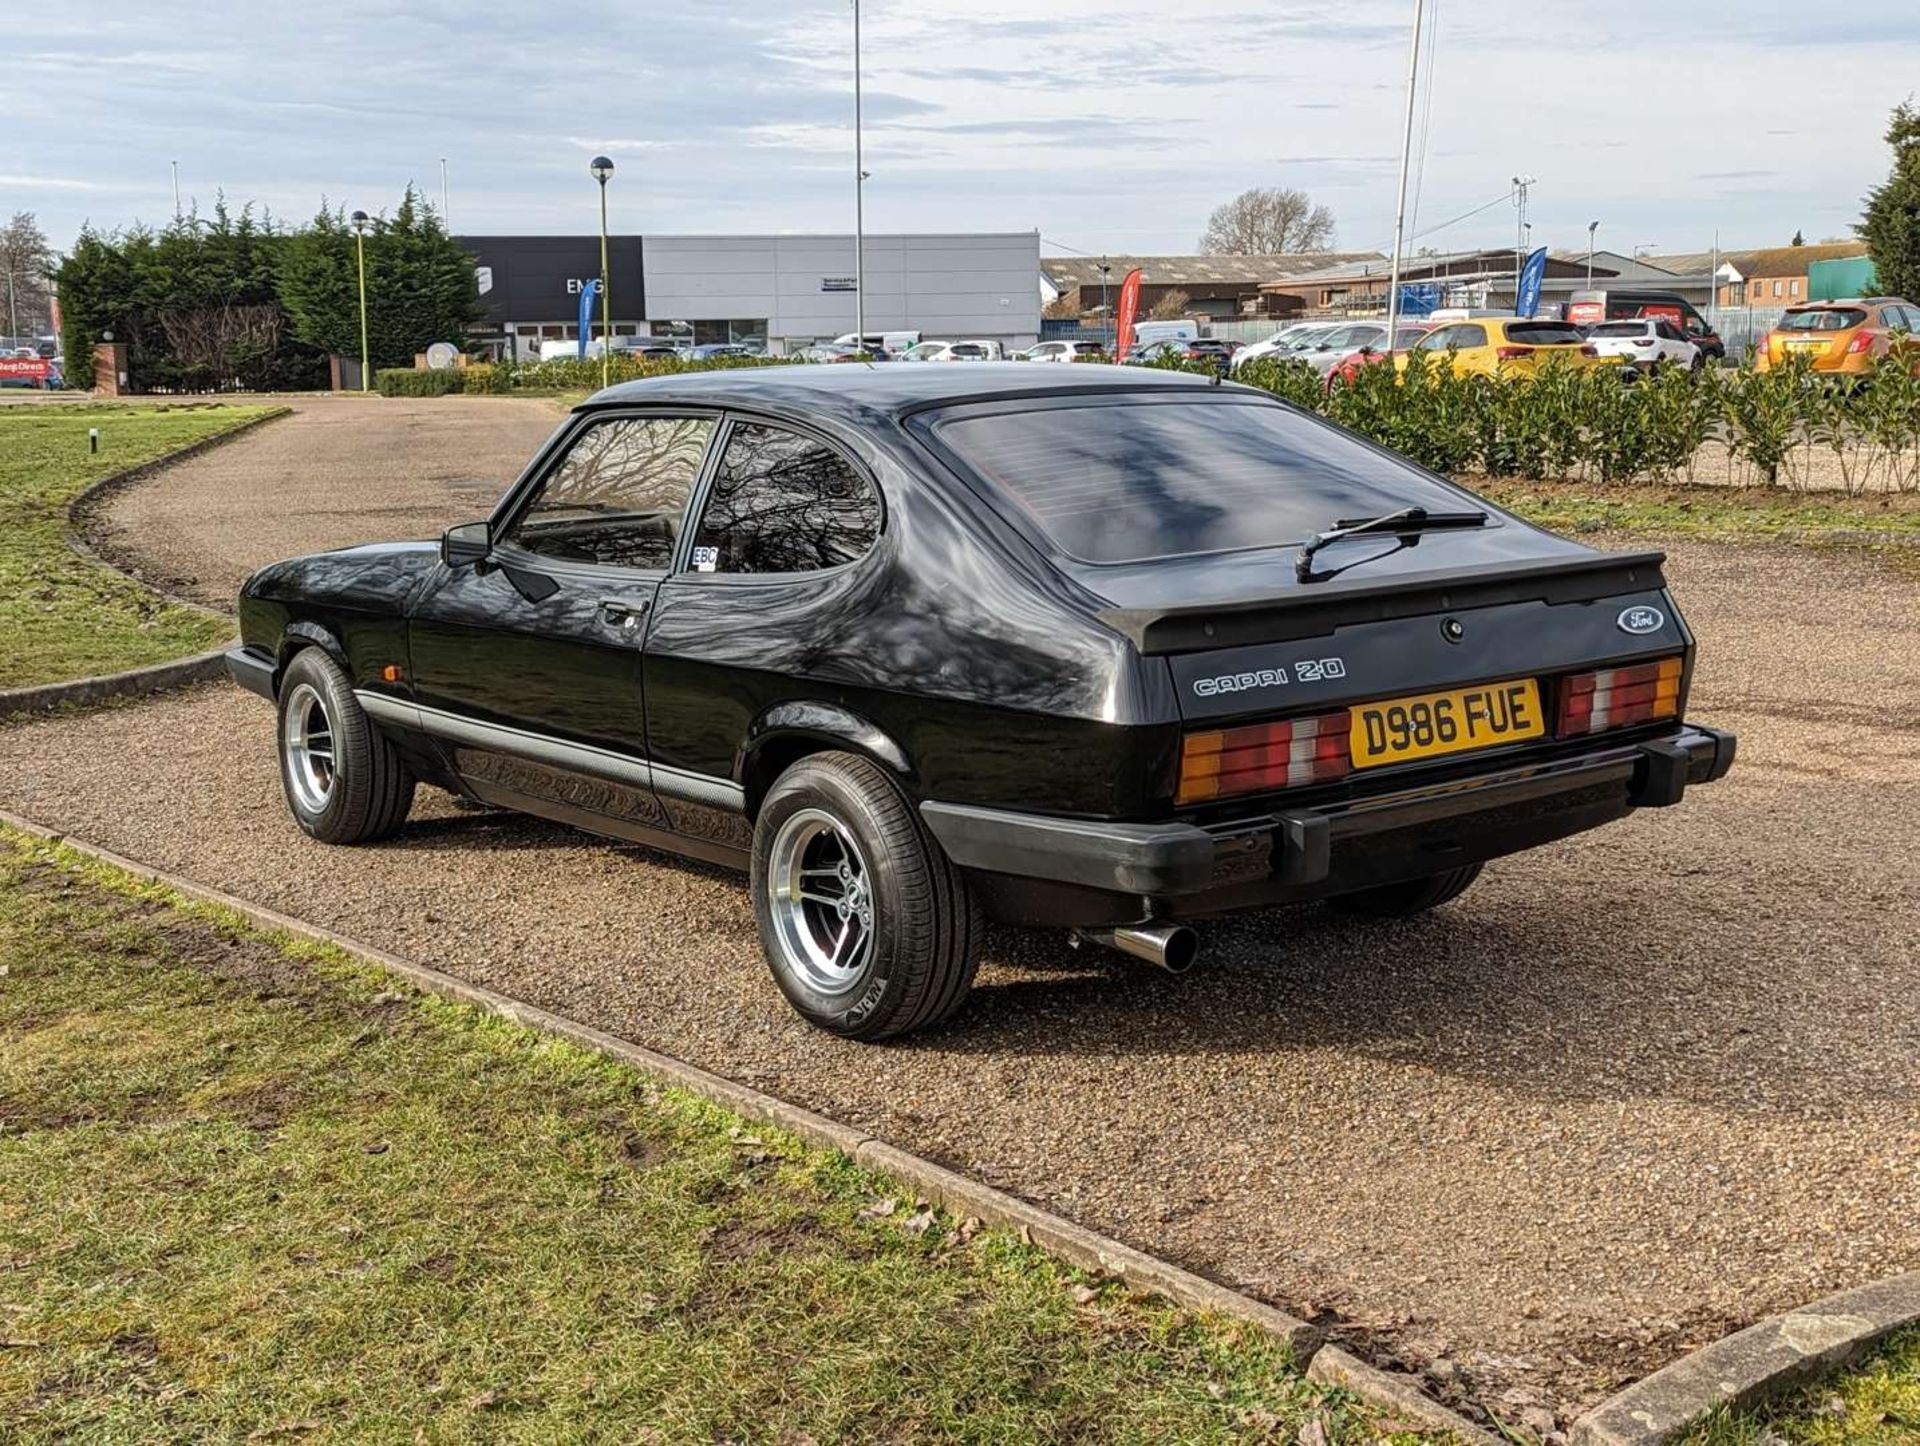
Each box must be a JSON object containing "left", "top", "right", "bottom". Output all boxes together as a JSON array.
[{"left": 7, "top": 0, "right": 1916, "bottom": 263}]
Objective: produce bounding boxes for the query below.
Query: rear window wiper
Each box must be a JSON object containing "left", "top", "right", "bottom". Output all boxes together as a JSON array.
[{"left": 1294, "top": 506, "right": 1488, "bottom": 582}]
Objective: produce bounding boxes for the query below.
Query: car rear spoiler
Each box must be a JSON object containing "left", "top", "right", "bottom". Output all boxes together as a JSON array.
[{"left": 1098, "top": 550, "right": 1669, "bottom": 655}]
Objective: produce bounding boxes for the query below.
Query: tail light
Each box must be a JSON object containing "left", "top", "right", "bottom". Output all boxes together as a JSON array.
[
  {"left": 1848, "top": 331, "right": 1876, "bottom": 354},
  {"left": 1496, "top": 345, "right": 1533, "bottom": 360},
  {"left": 1557, "top": 657, "right": 1682, "bottom": 737},
  {"left": 1177, "top": 709, "right": 1352, "bottom": 805},
  {"left": 1579, "top": 344, "right": 1600, "bottom": 357}
]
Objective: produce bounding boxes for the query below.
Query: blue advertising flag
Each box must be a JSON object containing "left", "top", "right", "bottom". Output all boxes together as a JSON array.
[
  {"left": 576, "top": 278, "right": 601, "bottom": 358},
  {"left": 1515, "top": 247, "right": 1548, "bottom": 319}
]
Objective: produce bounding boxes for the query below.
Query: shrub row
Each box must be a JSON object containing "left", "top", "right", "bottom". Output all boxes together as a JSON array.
[{"left": 1226, "top": 349, "right": 1920, "bottom": 493}]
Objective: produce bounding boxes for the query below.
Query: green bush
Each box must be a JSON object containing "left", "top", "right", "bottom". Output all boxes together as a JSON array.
[{"left": 375, "top": 367, "right": 465, "bottom": 397}]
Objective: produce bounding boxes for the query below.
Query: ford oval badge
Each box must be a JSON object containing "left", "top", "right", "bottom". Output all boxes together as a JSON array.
[{"left": 1617, "top": 605, "right": 1665, "bottom": 635}]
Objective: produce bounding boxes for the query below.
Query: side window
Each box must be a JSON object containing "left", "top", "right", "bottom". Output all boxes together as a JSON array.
[
  {"left": 1453, "top": 324, "right": 1488, "bottom": 349},
  {"left": 1414, "top": 326, "right": 1455, "bottom": 352},
  {"left": 690, "top": 423, "right": 881, "bottom": 576},
  {"left": 504, "top": 415, "right": 713, "bottom": 570}
]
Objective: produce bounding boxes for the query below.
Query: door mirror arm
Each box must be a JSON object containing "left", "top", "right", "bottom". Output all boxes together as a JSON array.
[{"left": 441, "top": 520, "right": 492, "bottom": 569}]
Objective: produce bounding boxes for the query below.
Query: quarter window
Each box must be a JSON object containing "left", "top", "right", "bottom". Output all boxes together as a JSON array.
[
  {"left": 505, "top": 415, "right": 713, "bottom": 570},
  {"left": 689, "top": 423, "right": 880, "bottom": 575}
]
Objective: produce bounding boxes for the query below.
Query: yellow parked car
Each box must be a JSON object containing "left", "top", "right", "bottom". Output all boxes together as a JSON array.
[
  {"left": 1397, "top": 316, "right": 1620, "bottom": 377},
  {"left": 1753, "top": 298, "right": 1918, "bottom": 376}
]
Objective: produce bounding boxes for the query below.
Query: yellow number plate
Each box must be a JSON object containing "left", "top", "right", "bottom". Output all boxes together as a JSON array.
[{"left": 1350, "top": 678, "right": 1544, "bottom": 769}]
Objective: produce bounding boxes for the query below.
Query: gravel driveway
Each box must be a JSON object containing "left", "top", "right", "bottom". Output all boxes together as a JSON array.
[
  {"left": 84, "top": 394, "right": 561, "bottom": 609},
  {"left": 8, "top": 397, "right": 1919, "bottom": 1425}
]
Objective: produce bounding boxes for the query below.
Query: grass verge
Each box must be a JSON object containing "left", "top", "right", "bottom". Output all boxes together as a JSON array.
[
  {"left": 0, "top": 403, "right": 276, "bottom": 690},
  {"left": 0, "top": 827, "right": 1399, "bottom": 1442},
  {"left": 1477, "top": 477, "right": 1920, "bottom": 548},
  {"left": 1679, "top": 1327, "right": 1920, "bottom": 1445}
]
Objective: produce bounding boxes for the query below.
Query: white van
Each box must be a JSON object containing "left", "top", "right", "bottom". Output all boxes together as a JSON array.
[
  {"left": 833, "top": 330, "right": 922, "bottom": 354},
  {"left": 1128, "top": 319, "right": 1199, "bottom": 347}
]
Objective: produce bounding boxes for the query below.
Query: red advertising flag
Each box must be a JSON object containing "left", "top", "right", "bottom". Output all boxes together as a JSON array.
[{"left": 1114, "top": 268, "right": 1143, "bottom": 359}]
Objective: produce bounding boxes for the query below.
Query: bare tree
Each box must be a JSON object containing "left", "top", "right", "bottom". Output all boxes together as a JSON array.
[
  {"left": 1197, "top": 188, "right": 1336, "bottom": 254},
  {"left": 0, "top": 212, "right": 56, "bottom": 339},
  {"left": 1147, "top": 288, "right": 1192, "bottom": 320}
]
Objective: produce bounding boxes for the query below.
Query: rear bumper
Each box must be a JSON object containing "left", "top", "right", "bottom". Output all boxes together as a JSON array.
[
  {"left": 225, "top": 645, "right": 277, "bottom": 701},
  {"left": 921, "top": 724, "right": 1735, "bottom": 920}
]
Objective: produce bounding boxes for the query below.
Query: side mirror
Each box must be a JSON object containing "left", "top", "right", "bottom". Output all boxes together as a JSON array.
[{"left": 441, "top": 520, "right": 491, "bottom": 568}]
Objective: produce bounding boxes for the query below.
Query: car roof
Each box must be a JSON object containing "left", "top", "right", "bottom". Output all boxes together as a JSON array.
[{"left": 582, "top": 361, "right": 1223, "bottom": 420}]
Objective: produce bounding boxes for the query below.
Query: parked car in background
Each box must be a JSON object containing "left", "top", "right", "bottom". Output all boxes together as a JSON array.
[
  {"left": 224, "top": 363, "right": 1733, "bottom": 1040},
  {"left": 1296, "top": 322, "right": 1434, "bottom": 378},
  {"left": 1231, "top": 320, "right": 1349, "bottom": 372},
  {"left": 1582, "top": 319, "right": 1702, "bottom": 373},
  {"left": 904, "top": 340, "right": 998, "bottom": 362},
  {"left": 1752, "top": 299, "right": 1918, "bottom": 377},
  {"left": 797, "top": 342, "right": 882, "bottom": 363},
  {"left": 1567, "top": 289, "right": 1724, "bottom": 361},
  {"left": 1124, "top": 339, "right": 1230, "bottom": 371},
  {"left": 1322, "top": 324, "right": 1437, "bottom": 388},
  {"left": 1027, "top": 339, "right": 1109, "bottom": 363},
  {"left": 834, "top": 330, "right": 922, "bottom": 354},
  {"left": 1400, "top": 317, "right": 1618, "bottom": 377},
  {"left": 688, "top": 343, "right": 760, "bottom": 361},
  {"left": 612, "top": 337, "right": 685, "bottom": 361}
]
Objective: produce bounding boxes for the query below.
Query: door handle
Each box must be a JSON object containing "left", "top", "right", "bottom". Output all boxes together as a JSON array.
[{"left": 599, "top": 596, "right": 652, "bottom": 632}]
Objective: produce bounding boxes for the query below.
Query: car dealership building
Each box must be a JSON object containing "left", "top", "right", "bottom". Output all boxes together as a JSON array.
[{"left": 455, "top": 231, "right": 1042, "bottom": 358}]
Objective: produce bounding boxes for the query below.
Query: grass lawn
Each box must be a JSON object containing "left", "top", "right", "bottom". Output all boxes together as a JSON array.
[
  {"left": 0, "top": 827, "right": 1400, "bottom": 1442},
  {"left": 0, "top": 403, "right": 277, "bottom": 691},
  {"left": 1680, "top": 1328, "right": 1920, "bottom": 1445}
]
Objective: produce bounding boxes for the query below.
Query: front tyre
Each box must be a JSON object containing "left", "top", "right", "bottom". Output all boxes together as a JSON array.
[
  {"left": 752, "top": 751, "right": 981, "bottom": 1040},
  {"left": 1329, "top": 863, "right": 1482, "bottom": 919},
  {"left": 275, "top": 647, "right": 416, "bottom": 845}
]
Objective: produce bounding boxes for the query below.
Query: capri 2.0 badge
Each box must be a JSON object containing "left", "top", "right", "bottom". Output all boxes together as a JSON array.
[{"left": 1617, "top": 604, "right": 1665, "bottom": 635}]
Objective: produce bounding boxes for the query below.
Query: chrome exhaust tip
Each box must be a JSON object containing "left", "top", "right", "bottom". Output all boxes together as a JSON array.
[{"left": 1078, "top": 923, "right": 1199, "bottom": 975}]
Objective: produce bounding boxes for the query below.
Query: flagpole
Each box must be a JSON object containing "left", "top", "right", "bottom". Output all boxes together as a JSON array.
[
  {"left": 853, "top": 0, "right": 866, "bottom": 353},
  {"left": 1384, "top": 0, "right": 1426, "bottom": 339}
]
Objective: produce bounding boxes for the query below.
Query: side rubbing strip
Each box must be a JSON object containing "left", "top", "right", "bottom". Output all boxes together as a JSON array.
[{"left": 354, "top": 692, "right": 655, "bottom": 793}]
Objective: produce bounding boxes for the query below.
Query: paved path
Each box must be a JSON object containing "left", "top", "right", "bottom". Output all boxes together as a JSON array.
[
  {"left": 10, "top": 401, "right": 1920, "bottom": 1425},
  {"left": 85, "top": 394, "right": 561, "bottom": 609}
]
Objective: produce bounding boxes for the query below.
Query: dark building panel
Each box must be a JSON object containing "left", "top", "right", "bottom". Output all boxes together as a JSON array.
[{"left": 457, "top": 235, "right": 648, "bottom": 324}]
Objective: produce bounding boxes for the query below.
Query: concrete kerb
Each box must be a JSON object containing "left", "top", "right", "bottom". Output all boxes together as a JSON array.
[
  {"left": 0, "top": 406, "right": 291, "bottom": 722},
  {"left": 0, "top": 805, "right": 1501, "bottom": 1440},
  {"left": 64, "top": 403, "right": 291, "bottom": 621},
  {"left": 1572, "top": 1271, "right": 1920, "bottom": 1446}
]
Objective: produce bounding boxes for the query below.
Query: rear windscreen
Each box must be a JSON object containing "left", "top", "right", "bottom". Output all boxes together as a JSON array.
[
  {"left": 1507, "top": 323, "right": 1587, "bottom": 345},
  {"left": 931, "top": 399, "right": 1473, "bottom": 564},
  {"left": 1588, "top": 322, "right": 1649, "bottom": 337},
  {"left": 1779, "top": 309, "right": 1866, "bottom": 332}
]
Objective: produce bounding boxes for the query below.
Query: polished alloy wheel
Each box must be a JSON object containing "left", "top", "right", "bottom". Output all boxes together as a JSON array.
[
  {"left": 767, "top": 807, "right": 875, "bottom": 995},
  {"left": 281, "top": 681, "right": 337, "bottom": 813}
]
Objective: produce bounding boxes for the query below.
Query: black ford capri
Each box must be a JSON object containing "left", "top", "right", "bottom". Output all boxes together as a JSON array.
[{"left": 228, "top": 364, "right": 1733, "bottom": 1039}]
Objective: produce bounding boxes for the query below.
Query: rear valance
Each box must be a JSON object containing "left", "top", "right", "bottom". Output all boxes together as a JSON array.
[{"left": 1099, "top": 551, "right": 1669, "bottom": 654}]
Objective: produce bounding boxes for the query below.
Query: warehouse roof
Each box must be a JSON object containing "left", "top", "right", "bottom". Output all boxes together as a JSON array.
[{"left": 1041, "top": 252, "right": 1384, "bottom": 289}]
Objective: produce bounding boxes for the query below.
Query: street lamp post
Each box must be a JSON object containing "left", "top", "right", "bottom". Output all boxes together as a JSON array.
[
  {"left": 852, "top": 0, "right": 866, "bottom": 356},
  {"left": 1099, "top": 258, "right": 1111, "bottom": 353},
  {"left": 1586, "top": 220, "right": 1598, "bottom": 288},
  {"left": 591, "top": 156, "right": 614, "bottom": 389},
  {"left": 350, "top": 210, "right": 371, "bottom": 393}
]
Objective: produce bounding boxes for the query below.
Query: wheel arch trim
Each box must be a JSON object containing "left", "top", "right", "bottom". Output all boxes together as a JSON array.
[{"left": 737, "top": 702, "right": 912, "bottom": 808}]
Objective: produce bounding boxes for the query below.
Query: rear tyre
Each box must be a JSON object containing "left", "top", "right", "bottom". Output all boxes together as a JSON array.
[
  {"left": 1329, "top": 863, "right": 1482, "bottom": 919},
  {"left": 751, "top": 751, "right": 982, "bottom": 1040},
  {"left": 275, "top": 647, "right": 416, "bottom": 845}
]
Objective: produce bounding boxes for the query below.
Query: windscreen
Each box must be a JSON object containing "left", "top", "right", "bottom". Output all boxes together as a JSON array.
[{"left": 933, "top": 399, "right": 1472, "bottom": 564}]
